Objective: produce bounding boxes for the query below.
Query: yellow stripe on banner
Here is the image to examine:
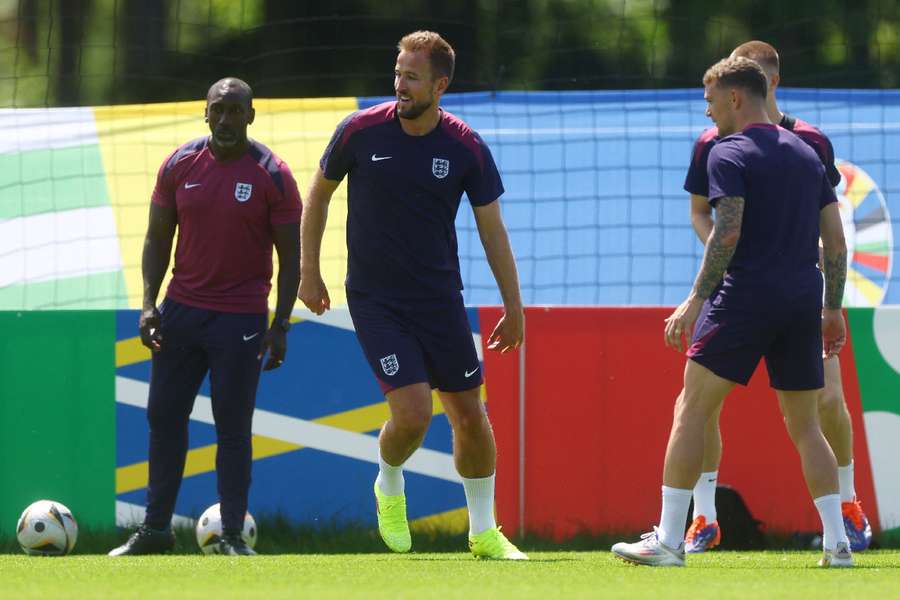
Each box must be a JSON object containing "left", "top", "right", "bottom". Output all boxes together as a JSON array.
[
  {"left": 116, "top": 336, "right": 151, "bottom": 368},
  {"left": 94, "top": 97, "right": 358, "bottom": 309},
  {"left": 115, "top": 388, "right": 486, "bottom": 494},
  {"left": 409, "top": 507, "right": 470, "bottom": 536},
  {"left": 116, "top": 435, "right": 303, "bottom": 494},
  {"left": 848, "top": 266, "right": 884, "bottom": 305},
  {"left": 845, "top": 167, "right": 875, "bottom": 208}
]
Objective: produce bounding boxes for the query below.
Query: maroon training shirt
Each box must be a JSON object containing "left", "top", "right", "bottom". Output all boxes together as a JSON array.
[{"left": 151, "top": 137, "right": 301, "bottom": 313}]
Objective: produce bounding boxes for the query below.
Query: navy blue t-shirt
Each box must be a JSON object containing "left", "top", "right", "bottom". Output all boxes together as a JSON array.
[
  {"left": 320, "top": 102, "right": 504, "bottom": 299},
  {"left": 684, "top": 114, "right": 841, "bottom": 196},
  {"left": 707, "top": 124, "right": 837, "bottom": 302}
]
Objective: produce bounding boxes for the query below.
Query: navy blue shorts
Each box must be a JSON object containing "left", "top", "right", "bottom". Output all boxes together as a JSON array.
[
  {"left": 347, "top": 290, "right": 482, "bottom": 394},
  {"left": 687, "top": 292, "right": 824, "bottom": 391}
]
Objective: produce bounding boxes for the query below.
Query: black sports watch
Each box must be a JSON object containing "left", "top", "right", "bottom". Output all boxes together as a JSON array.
[{"left": 274, "top": 318, "right": 291, "bottom": 333}]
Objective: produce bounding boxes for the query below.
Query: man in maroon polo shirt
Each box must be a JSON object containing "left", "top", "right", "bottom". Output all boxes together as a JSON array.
[{"left": 109, "top": 78, "right": 301, "bottom": 557}]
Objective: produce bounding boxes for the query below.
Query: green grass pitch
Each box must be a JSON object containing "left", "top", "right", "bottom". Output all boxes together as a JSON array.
[{"left": 3, "top": 551, "right": 899, "bottom": 599}]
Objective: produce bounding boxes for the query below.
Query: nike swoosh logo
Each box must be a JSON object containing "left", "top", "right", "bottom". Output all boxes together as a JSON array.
[
  {"left": 242, "top": 332, "right": 260, "bottom": 341},
  {"left": 465, "top": 367, "right": 480, "bottom": 378},
  {"left": 371, "top": 154, "right": 392, "bottom": 162},
  {"left": 184, "top": 182, "right": 202, "bottom": 189}
]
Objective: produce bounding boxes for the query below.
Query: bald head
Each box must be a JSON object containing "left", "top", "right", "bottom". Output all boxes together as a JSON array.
[
  {"left": 205, "top": 77, "right": 255, "bottom": 158},
  {"left": 207, "top": 77, "right": 253, "bottom": 108}
]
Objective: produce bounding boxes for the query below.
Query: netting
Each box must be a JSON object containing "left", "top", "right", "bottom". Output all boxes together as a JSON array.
[{"left": 1, "top": 1, "right": 898, "bottom": 308}]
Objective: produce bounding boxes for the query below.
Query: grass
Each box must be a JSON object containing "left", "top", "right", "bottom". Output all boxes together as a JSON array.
[
  {"left": 2, "top": 551, "right": 900, "bottom": 599},
  {"left": 7, "top": 513, "right": 897, "bottom": 555}
]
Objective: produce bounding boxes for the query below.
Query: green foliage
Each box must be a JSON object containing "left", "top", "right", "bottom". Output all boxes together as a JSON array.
[{"left": 1, "top": 0, "right": 898, "bottom": 107}]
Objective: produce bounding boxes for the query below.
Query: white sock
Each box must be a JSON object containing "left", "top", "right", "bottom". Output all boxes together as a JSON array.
[
  {"left": 376, "top": 453, "right": 405, "bottom": 496},
  {"left": 814, "top": 493, "right": 849, "bottom": 551},
  {"left": 462, "top": 474, "right": 497, "bottom": 536},
  {"left": 838, "top": 461, "right": 856, "bottom": 503},
  {"left": 658, "top": 486, "right": 693, "bottom": 549},
  {"left": 692, "top": 471, "right": 718, "bottom": 522}
]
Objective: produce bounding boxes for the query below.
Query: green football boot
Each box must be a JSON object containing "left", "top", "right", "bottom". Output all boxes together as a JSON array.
[{"left": 374, "top": 481, "right": 412, "bottom": 553}]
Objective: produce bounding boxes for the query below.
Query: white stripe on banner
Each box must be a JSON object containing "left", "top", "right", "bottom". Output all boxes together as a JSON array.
[
  {"left": 116, "top": 500, "right": 194, "bottom": 528},
  {"left": 291, "top": 306, "right": 357, "bottom": 331},
  {"left": 115, "top": 376, "right": 462, "bottom": 484},
  {"left": 0, "top": 107, "right": 99, "bottom": 155},
  {"left": 0, "top": 206, "right": 122, "bottom": 287}
]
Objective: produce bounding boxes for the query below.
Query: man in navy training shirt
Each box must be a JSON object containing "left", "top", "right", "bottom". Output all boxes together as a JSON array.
[
  {"left": 682, "top": 40, "right": 871, "bottom": 554},
  {"left": 109, "top": 78, "right": 301, "bottom": 557},
  {"left": 298, "top": 31, "right": 527, "bottom": 560},
  {"left": 611, "top": 56, "right": 851, "bottom": 568}
]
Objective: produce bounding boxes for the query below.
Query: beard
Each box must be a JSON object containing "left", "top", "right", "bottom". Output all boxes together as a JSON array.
[{"left": 397, "top": 96, "right": 433, "bottom": 120}]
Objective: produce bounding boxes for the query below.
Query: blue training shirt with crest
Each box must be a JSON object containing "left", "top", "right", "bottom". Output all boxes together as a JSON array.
[{"left": 320, "top": 101, "right": 504, "bottom": 299}]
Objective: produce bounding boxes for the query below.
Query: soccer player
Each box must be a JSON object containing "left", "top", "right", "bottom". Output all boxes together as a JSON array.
[
  {"left": 109, "top": 78, "right": 302, "bottom": 556},
  {"left": 298, "top": 31, "right": 526, "bottom": 560},
  {"left": 611, "top": 56, "right": 852, "bottom": 567},
  {"left": 683, "top": 41, "right": 871, "bottom": 553}
]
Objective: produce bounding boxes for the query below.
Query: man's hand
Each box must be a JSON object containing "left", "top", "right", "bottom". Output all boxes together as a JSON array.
[
  {"left": 139, "top": 306, "right": 163, "bottom": 352},
  {"left": 664, "top": 295, "right": 704, "bottom": 352},
  {"left": 822, "top": 308, "right": 846, "bottom": 358},
  {"left": 258, "top": 327, "right": 287, "bottom": 371},
  {"left": 487, "top": 307, "right": 524, "bottom": 354},
  {"left": 298, "top": 274, "right": 331, "bottom": 315}
]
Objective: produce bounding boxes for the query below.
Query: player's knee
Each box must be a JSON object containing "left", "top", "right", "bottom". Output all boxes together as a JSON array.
[
  {"left": 673, "top": 390, "right": 712, "bottom": 426},
  {"left": 146, "top": 409, "right": 188, "bottom": 435},
  {"left": 216, "top": 429, "right": 252, "bottom": 449},
  {"left": 818, "top": 388, "right": 847, "bottom": 422},
  {"left": 392, "top": 410, "right": 432, "bottom": 440},
  {"left": 783, "top": 412, "right": 819, "bottom": 444},
  {"left": 449, "top": 409, "right": 489, "bottom": 436}
]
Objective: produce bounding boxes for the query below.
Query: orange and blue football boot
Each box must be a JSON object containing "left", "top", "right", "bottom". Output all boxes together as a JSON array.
[
  {"left": 842, "top": 499, "right": 872, "bottom": 552},
  {"left": 684, "top": 515, "right": 721, "bottom": 553}
]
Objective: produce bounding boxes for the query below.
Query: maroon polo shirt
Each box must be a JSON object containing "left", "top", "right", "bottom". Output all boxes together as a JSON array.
[{"left": 151, "top": 137, "right": 301, "bottom": 313}]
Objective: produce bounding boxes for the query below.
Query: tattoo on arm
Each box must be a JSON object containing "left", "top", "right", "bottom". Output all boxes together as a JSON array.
[
  {"left": 823, "top": 246, "right": 847, "bottom": 309},
  {"left": 692, "top": 196, "right": 744, "bottom": 299}
]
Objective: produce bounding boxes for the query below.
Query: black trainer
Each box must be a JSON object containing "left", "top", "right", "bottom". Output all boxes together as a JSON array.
[
  {"left": 217, "top": 531, "right": 257, "bottom": 556},
  {"left": 108, "top": 524, "right": 176, "bottom": 556}
]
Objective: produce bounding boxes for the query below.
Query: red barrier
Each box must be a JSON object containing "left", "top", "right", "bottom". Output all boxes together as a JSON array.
[
  {"left": 481, "top": 306, "right": 879, "bottom": 539},
  {"left": 481, "top": 305, "right": 523, "bottom": 535}
]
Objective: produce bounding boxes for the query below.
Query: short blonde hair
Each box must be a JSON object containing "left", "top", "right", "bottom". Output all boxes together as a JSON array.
[
  {"left": 732, "top": 40, "right": 780, "bottom": 76},
  {"left": 703, "top": 56, "right": 768, "bottom": 99},
  {"left": 397, "top": 30, "right": 456, "bottom": 84}
]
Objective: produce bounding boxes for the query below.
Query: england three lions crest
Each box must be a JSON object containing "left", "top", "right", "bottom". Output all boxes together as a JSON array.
[
  {"left": 234, "top": 182, "right": 253, "bottom": 202},
  {"left": 380, "top": 354, "right": 399, "bottom": 376},
  {"left": 432, "top": 158, "right": 450, "bottom": 179}
]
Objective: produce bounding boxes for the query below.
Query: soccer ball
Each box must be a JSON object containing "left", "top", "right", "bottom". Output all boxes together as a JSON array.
[
  {"left": 16, "top": 500, "right": 78, "bottom": 556},
  {"left": 195, "top": 503, "right": 257, "bottom": 554}
]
